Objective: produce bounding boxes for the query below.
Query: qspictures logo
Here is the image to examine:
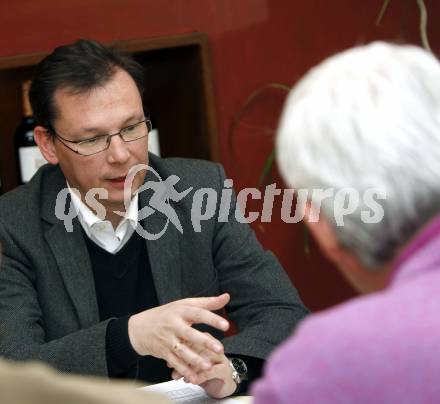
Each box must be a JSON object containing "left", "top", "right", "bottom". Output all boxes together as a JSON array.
[{"left": 55, "top": 164, "right": 386, "bottom": 240}]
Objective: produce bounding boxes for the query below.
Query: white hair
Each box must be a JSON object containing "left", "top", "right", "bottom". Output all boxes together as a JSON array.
[{"left": 277, "top": 42, "right": 440, "bottom": 268}]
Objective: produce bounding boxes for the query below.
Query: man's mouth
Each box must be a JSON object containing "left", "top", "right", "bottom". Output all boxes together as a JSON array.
[{"left": 107, "top": 176, "right": 127, "bottom": 183}]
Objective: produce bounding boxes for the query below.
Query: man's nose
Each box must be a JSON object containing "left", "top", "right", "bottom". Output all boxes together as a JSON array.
[{"left": 106, "top": 134, "right": 130, "bottom": 163}]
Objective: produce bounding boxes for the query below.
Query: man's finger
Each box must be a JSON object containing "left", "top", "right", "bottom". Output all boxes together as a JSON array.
[
  {"left": 171, "top": 370, "right": 183, "bottom": 380},
  {"left": 171, "top": 341, "right": 212, "bottom": 373},
  {"left": 182, "top": 306, "right": 229, "bottom": 331},
  {"left": 178, "top": 325, "right": 224, "bottom": 354},
  {"left": 194, "top": 333, "right": 226, "bottom": 361},
  {"left": 184, "top": 293, "right": 230, "bottom": 311},
  {"left": 166, "top": 352, "right": 197, "bottom": 384},
  {"left": 193, "top": 363, "right": 225, "bottom": 385}
]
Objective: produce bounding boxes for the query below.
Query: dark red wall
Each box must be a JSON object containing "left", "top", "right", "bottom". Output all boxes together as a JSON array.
[{"left": 1, "top": 0, "right": 439, "bottom": 310}]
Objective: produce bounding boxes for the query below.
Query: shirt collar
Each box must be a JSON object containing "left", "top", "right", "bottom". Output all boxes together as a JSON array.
[
  {"left": 390, "top": 214, "right": 440, "bottom": 286},
  {"left": 67, "top": 182, "right": 138, "bottom": 230}
]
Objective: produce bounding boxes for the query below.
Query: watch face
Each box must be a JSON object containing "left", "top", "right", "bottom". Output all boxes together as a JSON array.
[{"left": 231, "top": 358, "right": 248, "bottom": 378}]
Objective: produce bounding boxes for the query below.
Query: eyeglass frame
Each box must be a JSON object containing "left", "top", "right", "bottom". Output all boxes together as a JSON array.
[{"left": 47, "top": 118, "right": 152, "bottom": 156}]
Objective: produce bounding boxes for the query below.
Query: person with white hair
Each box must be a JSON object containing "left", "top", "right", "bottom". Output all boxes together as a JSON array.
[{"left": 251, "top": 42, "right": 440, "bottom": 403}]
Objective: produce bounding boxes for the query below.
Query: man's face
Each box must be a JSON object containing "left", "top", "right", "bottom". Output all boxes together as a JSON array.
[{"left": 50, "top": 68, "right": 148, "bottom": 214}]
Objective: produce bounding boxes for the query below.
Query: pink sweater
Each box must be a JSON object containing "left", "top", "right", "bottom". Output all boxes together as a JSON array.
[{"left": 252, "top": 216, "right": 440, "bottom": 403}]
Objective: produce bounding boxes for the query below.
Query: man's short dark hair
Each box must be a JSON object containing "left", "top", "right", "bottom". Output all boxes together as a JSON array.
[{"left": 29, "top": 39, "right": 146, "bottom": 130}]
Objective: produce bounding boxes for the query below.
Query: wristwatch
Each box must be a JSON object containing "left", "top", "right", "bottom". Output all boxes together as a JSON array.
[{"left": 229, "top": 357, "right": 248, "bottom": 386}]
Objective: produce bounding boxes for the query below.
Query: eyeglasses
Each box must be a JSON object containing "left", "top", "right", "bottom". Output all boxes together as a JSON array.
[{"left": 49, "top": 119, "right": 151, "bottom": 156}]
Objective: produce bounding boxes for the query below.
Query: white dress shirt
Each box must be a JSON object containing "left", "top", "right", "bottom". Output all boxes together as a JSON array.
[{"left": 68, "top": 184, "right": 138, "bottom": 254}]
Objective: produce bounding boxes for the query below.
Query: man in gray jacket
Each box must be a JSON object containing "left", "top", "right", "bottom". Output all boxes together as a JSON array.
[{"left": 0, "top": 39, "right": 307, "bottom": 399}]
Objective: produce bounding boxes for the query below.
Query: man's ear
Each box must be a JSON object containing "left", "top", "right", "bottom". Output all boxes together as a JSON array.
[
  {"left": 303, "top": 200, "right": 389, "bottom": 293},
  {"left": 34, "top": 126, "right": 59, "bottom": 165},
  {"left": 303, "top": 201, "right": 344, "bottom": 263}
]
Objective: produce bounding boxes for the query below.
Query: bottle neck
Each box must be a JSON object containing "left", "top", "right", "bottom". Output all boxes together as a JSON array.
[{"left": 21, "top": 80, "right": 33, "bottom": 118}]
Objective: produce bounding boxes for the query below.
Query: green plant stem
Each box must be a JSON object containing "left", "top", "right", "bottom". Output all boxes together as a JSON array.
[
  {"left": 257, "top": 150, "right": 275, "bottom": 188},
  {"left": 417, "top": 0, "right": 431, "bottom": 52},
  {"left": 376, "top": 0, "right": 391, "bottom": 25},
  {"left": 377, "top": 0, "right": 431, "bottom": 52}
]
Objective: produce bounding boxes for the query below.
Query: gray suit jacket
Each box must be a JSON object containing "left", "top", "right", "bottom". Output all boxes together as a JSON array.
[{"left": 0, "top": 154, "right": 308, "bottom": 377}]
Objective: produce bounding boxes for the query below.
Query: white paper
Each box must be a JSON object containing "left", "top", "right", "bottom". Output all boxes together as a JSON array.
[{"left": 140, "top": 378, "right": 241, "bottom": 404}]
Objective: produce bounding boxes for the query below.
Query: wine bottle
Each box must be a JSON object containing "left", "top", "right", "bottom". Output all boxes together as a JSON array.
[
  {"left": 14, "top": 80, "right": 46, "bottom": 184},
  {"left": 148, "top": 116, "right": 161, "bottom": 157}
]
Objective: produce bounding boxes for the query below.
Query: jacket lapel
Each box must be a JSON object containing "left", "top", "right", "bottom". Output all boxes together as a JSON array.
[
  {"left": 44, "top": 221, "right": 99, "bottom": 327},
  {"left": 139, "top": 167, "right": 183, "bottom": 305},
  {"left": 41, "top": 167, "right": 99, "bottom": 328}
]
